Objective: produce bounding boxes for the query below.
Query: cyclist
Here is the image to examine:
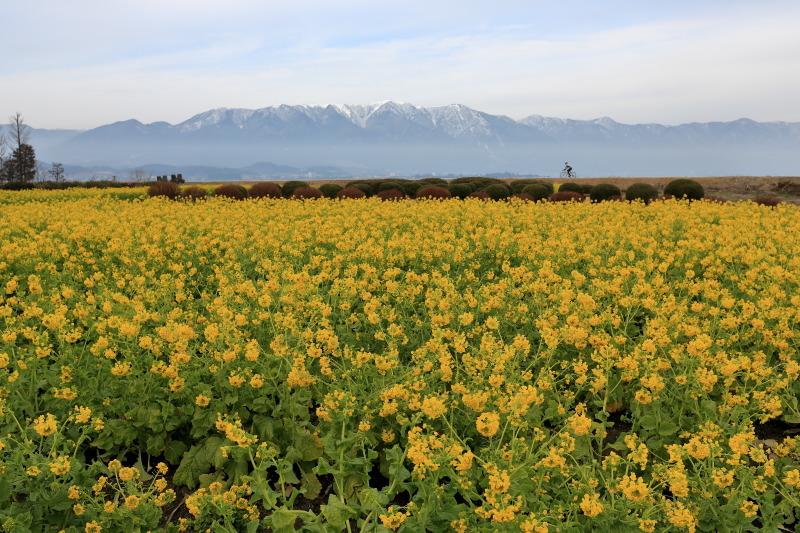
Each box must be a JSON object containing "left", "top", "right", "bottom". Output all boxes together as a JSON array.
[{"left": 563, "top": 162, "right": 574, "bottom": 178}]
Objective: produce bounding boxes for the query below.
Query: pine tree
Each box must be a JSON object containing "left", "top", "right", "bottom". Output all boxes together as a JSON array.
[
  {"left": 3, "top": 143, "right": 37, "bottom": 182},
  {"left": 1, "top": 113, "right": 36, "bottom": 183}
]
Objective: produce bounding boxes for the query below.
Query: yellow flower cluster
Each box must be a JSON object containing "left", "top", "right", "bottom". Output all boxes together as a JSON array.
[
  {"left": 2, "top": 192, "right": 800, "bottom": 530},
  {"left": 185, "top": 482, "right": 259, "bottom": 521}
]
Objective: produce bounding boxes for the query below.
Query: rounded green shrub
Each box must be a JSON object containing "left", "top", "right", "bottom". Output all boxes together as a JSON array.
[
  {"left": 510, "top": 179, "right": 552, "bottom": 194},
  {"left": 558, "top": 182, "right": 584, "bottom": 194},
  {"left": 352, "top": 183, "right": 374, "bottom": 197},
  {"left": 319, "top": 183, "right": 344, "bottom": 199},
  {"left": 521, "top": 184, "right": 550, "bottom": 202},
  {"left": 448, "top": 183, "right": 473, "bottom": 199},
  {"left": 625, "top": 183, "right": 659, "bottom": 204},
  {"left": 402, "top": 181, "right": 424, "bottom": 196},
  {"left": 589, "top": 183, "right": 622, "bottom": 202},
  {"left": 378, "top": 181, "right": 404, "bottom": 193},
  {"left": 664, "top": 179, "right": 705, "bottom": 200},
  {"left": 281, "top": 180, "right": 309, "bottom": 197},
  {"left": 538, "top": 181, "right": 556, "bottom": 195},
  {"left": 510, "top": 180, "right": 535, "bottom": 193},
  {"left": 485, "top": 183, "right": 512, "bottom": 200}
]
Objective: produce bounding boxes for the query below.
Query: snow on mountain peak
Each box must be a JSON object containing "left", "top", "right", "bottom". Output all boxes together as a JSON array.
[{"left": 179, "top": 107, "right": 257, "bottom": 131}]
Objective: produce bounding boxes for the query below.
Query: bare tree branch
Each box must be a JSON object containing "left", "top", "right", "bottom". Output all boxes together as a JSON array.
[
  {"left": 130, "top": 167, "right": 149, "bottom": 182},
  {"left": 48, "top": 162, "right": 66, "bottom": 182},
  {"left": 8, "top": 112, "right": 31, "bottom": 150}
]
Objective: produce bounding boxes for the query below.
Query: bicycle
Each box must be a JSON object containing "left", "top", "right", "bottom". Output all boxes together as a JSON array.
[{"left": 560, "top": 169, "right": 577, "bottom": 179}]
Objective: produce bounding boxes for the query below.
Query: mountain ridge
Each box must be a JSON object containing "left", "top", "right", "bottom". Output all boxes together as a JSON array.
[{"left": 13, "top": 102, "right": 800, "bottom": 177}]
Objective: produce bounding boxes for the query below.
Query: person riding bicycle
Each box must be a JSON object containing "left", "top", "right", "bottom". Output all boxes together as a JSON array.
[{"left": 563, "top": 162, "right": 574, "bottom": 178}]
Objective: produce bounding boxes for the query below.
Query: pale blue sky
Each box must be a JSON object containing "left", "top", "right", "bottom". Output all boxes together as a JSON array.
[{"left": 3, "top": 0, "right": 799, "bottom": 129}]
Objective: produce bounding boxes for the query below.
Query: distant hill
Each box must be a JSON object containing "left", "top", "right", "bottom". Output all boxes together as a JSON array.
[{"left": 16, "top": 102, "right": 800, "bottom": 178}]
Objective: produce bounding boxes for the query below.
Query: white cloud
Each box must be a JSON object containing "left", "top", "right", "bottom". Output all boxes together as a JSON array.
[{"left": 3, "top": 1, "right": 800, "bottom": 128}]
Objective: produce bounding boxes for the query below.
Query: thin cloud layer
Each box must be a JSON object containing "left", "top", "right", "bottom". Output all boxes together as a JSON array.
[{"left": 3, "top": 0, "right": 799, "bottom": 128}]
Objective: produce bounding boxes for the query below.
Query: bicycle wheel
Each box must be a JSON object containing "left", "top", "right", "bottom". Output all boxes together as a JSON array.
[{"left": 560, "top": 171, "right": 569, "bottom": 179}]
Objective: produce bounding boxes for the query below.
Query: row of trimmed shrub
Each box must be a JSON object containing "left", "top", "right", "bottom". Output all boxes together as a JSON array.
[
  {"left": 4, "top": 178, "right": 790, "bottom": 207},
  {"left": 148, "top": 178, "right": 554, "bottom": 201},
  {"left": 323, "top": 177, "right": 707, "bottom": 203},
  {"left": 147, "top": 178, "right": 794, "bottom": 206}
]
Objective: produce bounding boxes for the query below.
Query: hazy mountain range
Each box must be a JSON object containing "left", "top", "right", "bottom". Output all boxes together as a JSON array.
[{"left": 11, "top": 101, "right": 800, "bottom": 179}]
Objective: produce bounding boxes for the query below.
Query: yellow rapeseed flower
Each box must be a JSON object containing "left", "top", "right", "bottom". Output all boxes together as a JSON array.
[
  {"left": 32, "top": 413, "right": 58, "bottom": 437},
  {"left": 476, "top": 412, "right": 501, "bottom": 437}
]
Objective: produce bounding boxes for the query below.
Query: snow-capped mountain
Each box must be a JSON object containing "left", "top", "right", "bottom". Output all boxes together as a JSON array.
[
  {"left": 168, "top": 102, "right": 536, "bottom": 142},
  {"left": 26, "top": 102, "right": 800, "bottom": 177}
]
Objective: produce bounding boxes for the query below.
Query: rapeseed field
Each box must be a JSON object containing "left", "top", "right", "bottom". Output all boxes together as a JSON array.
[{"left": 1, "top": 191, "right": 799, "bottom": 532}]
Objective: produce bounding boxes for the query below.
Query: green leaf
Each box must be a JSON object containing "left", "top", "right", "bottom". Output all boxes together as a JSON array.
[
  {"left": 164, "top": 440, "right": 188, "bottom": 465},
  {"left": 294, "top": 431, "right": 324, "bottom": 461},
  {"left": 268, "top": 510, "right": 298, "bottom": 533},
  {"left": 544, "top": 399, "right": 561, "bottom": 419},
  {"left": 225, "top": 456, "right": 251, "bottom": 485},
  {"left": 198, "top": 472, "right": 225, "bottom": 487},
  {"left": 638, "top": 415, "right": 657, "bottom": 431},
  {"left": 658, "top": 422, "right": 678, "bottom": 437},
  {"left": 301, "top": 471, "right": 323, "bottom": 500},
  {"left": 173, "top": 442, "right": 214, "bottom": 488},
  {"left": 251, "top": 396, "right": 276, "bottom": 413},
  {"left": 358, "top": 487, "right": 389, "bottom": 512},
  {"left": 0, "top": 478, "right": 11, "bottom": 501},
  {"left": 191, "top": 408, "right": 217, "bottom": 437},
  {"left": 6, "top": 511, "right": 32, "bottom": 533},
  {"left": 146, "top": 433, "right": 166, "bottom": 455},
  {"left": 281, "top": 464, "right": 301, "bottom": 485},
  {"left": 700, "top": 400, "right": 717, "bottom": 415},
  {"left": 45, "top": 488, "right": 73, "bottom": 512},
  {"left": 253, "top": 415, "right": 275, "bottom": 441},
  {"left": 314, "top": 457, "right": 341, "bottom": 476},
  {"left": 99, "top": 419, "right": 138, "bottom": 448},
  {"left": 203, "top": 436, "right": 227, "bottom": 468},
  {"left": 223, "top": 392, "right": 239, "bottom": 405},
  {"left": 133, "top": 456, "right": 154, "bottom": 482},
  {"left": 321, "top": 494, "right": 357, "bottom": 528},
  {"left": 344, "top": 475, "right": 365, "bottom": 499},
  {"left": 285, "top": 445, "right": 303, "bottom": 465}
]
